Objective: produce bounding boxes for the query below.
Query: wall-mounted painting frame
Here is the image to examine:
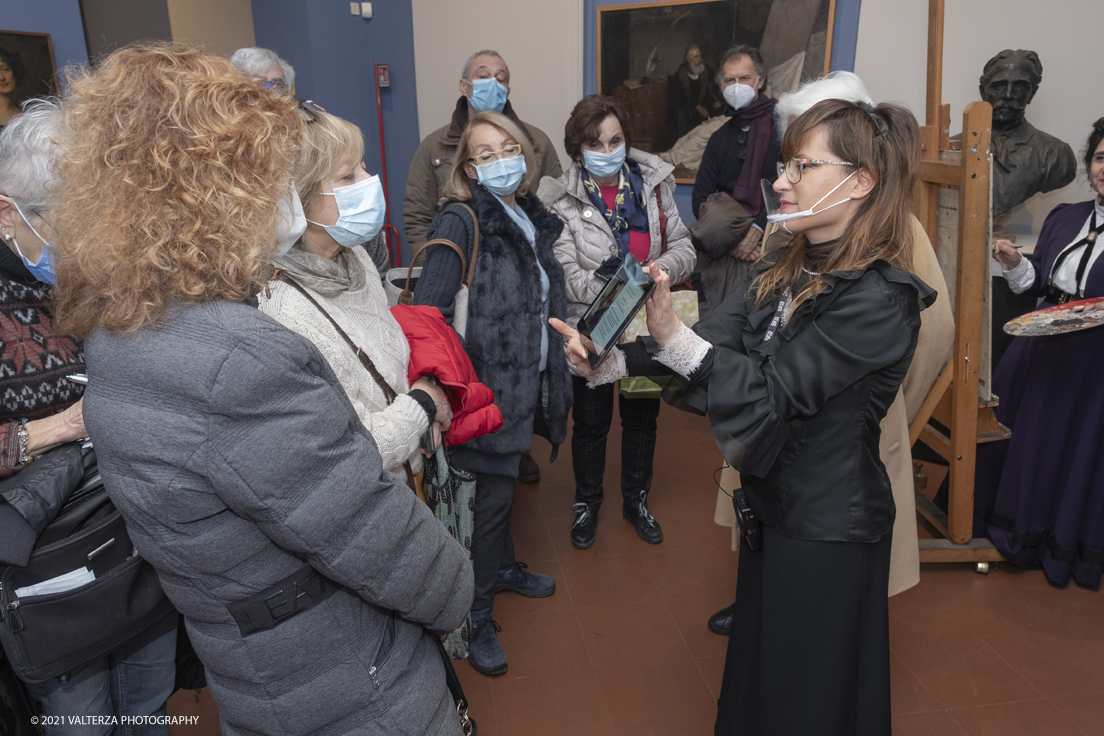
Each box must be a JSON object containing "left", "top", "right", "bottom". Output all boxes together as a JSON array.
[
  {"left": 0, "top": 30, "right": 59, "bottom": 125},
  {"left": 597, "top": 0, "right": 836, "bottom": 184}
]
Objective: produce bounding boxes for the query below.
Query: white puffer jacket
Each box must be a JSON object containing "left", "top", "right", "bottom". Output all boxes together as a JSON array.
[{"left": 538, "top": 148, "right": 696, "bottom": 327}]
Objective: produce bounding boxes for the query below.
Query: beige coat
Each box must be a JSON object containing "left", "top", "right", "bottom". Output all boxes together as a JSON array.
[
  {"left": 401, "top": 109, "right": 562, "bottom": 249},
  {"left": 538, "top": 149, "right": 697, "bottom": 328},
  {"left": 714, "top": 215, "right": 955, "bottom": 597}
]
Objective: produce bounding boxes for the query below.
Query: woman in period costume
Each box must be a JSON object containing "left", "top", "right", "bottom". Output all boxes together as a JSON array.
[{"left": 983, "top": 117, "right": 1104, "bottom": 588}]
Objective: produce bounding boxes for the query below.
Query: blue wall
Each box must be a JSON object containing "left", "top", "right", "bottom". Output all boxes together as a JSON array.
[
  {"left": 581, "top": 0, "right": 861, "bottom": 223},
  {"left": 252, "top": 0, "right": 420, "bottom": 265},
  {"left": 0, "top": 0, "right": 89, "bottom": 83}
]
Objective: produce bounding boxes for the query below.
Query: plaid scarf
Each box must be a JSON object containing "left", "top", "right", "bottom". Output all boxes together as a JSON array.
[{"left": 581, "top": 159, "right": 648, "bottom": 256}]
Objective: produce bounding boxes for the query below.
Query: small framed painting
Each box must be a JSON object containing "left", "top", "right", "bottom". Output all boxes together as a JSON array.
[{"left": 1, "top": 31, "right": 59, "bottom": 128}]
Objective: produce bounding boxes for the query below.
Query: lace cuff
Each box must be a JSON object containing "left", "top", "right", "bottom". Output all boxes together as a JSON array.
[
  {"left": 1002, "top": 256, "right": 1035, "bottom": 294},
  {"left": 585, "top": 347, "right": 628, "bottom": 388},
  {"left": 655, "top": 323, "right": 711, "bottom": 378}
]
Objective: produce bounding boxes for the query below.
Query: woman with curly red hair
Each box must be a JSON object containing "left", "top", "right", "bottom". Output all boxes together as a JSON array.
[{"left": 53, "top": 44, "right": 473, "bottom": 736}]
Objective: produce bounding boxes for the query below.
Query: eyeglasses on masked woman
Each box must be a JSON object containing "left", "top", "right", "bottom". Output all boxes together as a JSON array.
[{"left": 777, "top": 158, "right": 855, "bottom": 184}]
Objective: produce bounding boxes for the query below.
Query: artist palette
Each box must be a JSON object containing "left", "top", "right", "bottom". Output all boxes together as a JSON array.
[{"left": 1003, "top": 297, "right": 1104, "bottom": 337}]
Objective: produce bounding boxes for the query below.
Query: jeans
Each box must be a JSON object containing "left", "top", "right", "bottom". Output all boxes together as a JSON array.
[
  {"left": 26, "top": 614, "right": 177, "bottom": 736},
  {"left": 571, "top": 376, "right": 660, "bottom": 507}
]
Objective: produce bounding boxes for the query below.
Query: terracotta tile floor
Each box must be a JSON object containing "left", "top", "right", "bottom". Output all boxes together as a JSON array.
[{"left": 168, "top": 403, "right": 1104, "bottom": 735}]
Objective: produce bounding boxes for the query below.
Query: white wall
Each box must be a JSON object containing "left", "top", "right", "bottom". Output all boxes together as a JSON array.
[
  {"left": 167, "top": 0, "right": 255, "bottom": 58},
  {"left": 855, "top": 0, "right": 1102, "bottom": 242},
  {"left": 410, "top": 0, "right": 583, "bottom": 168}
]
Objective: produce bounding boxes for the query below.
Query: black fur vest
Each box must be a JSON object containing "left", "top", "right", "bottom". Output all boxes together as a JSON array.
[{"left": 439, "top": 183, "right": 571, "bottom": 458}]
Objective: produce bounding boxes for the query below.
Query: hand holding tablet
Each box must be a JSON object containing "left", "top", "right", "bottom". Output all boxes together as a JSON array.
[
  {"left": 574, "top": 252, "right": 656, "bottom": 369},
  {"left": 551, "top": 258, "right": 681, "bottom": 376}
]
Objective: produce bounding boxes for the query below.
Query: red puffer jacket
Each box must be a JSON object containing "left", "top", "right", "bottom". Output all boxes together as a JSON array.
[{"left": 390, "top": 305, "right": 504, "bottom": 446}]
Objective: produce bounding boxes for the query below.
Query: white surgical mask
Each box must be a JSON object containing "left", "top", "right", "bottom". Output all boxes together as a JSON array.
[
  {"left": 723, "top": 76, "right": 759, "bottom": 112},
  {"left": 307, "top": 175, "right": 387, "bottom": 247},
  {"left": 275, "top": 184, "right": 308, "bottom": 255},
  {"left": 762, "top": 171, "right": 857, "bottom": 224}
]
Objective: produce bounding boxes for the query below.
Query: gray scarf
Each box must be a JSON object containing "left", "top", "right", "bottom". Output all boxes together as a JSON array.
[{"left": 275, "top": 242, "right": 367, "bottom": 296}]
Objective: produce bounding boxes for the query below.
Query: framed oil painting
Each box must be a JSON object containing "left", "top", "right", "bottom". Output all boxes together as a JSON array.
[
  {"left": 597, "top": 0, "right": 836, "bottom": 183},
  {"left": 0, "top": 31, "right": 59, "bottom": 129}
]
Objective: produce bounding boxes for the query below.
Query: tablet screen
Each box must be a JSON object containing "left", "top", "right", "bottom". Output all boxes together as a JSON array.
[{"left": 576, "top": 252, "right": 656, "bottom": 369}]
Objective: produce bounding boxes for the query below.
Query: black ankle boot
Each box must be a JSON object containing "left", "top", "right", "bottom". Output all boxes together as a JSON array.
[
  {"left": 570, "top": 502, "right": 598, "bottom": 549},
  {"left": 622, "top": 490, "right": 662, "bottom": 544}
]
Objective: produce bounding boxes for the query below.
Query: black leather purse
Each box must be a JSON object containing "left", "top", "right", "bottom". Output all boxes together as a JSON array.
[{"left": 0, "top": 442, "right": 176, "bottom": 683}]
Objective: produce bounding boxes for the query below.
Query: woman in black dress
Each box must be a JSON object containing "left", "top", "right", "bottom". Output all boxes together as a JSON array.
[{"left": 554, "top": 99, "right": 934, "bottom": 735}]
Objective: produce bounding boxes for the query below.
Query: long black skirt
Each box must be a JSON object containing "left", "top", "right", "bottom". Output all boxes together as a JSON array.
[{"left": 715, "top": 526, "right": 892, "bottom": 736}]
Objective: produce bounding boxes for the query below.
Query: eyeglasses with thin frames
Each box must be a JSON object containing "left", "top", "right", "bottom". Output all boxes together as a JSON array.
[
  {"left": 469, "top": 144, "right": 522, "bottom": 166},
  {"left": 777, "top": 158, "right": 856, "bottom": 184},
  {"left": 264, "top": 78, "right": 288, "bottom": 93}
]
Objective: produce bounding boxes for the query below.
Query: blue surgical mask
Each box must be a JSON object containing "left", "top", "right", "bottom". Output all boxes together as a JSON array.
[
  {"left": 307, "top": 174, "right": 387, "bottom": 247},
  {"left": 10, "top": 200, "right": 56, "bottom": 285},
  {"left": 474, "top": 154, "right": 527, "bottom": 196},
  {"left": 583, "top": 145, "right": 627, "bottom": 179},
  {"left": 468, "top": 78, "right": 508, "bottom": 113}
]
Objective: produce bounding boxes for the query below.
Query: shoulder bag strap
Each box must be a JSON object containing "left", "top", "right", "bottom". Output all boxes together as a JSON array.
[
  {"left": 273, "top": 271, "right": 418, "bottom": 488},
  {"left": 399, "top": 238, "right": 468, "bottom": 306}
]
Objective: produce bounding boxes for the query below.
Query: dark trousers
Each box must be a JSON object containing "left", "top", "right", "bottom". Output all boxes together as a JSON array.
[
  {"left": 716, "top": 526, "right": 892, "bottom": 736},
  {"left": 571, "top": 376, "right": 660, "bottom": 507},
  {"left": 471, "top": 471, "right": 518, "bottom": 611}
]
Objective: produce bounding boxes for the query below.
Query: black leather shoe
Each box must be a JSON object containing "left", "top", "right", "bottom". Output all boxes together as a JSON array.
[
  {"left": 570, "top": 502, "right": 598, "bottom": 549},
  {"left": 622, "top": 491, "right": 663, "bottom": 544},
  {"left": 708, "top": 604, "right": 734, "bottom": 635},
  {"left": 517, "top": 452, "right": 540, "bottom": 484}
]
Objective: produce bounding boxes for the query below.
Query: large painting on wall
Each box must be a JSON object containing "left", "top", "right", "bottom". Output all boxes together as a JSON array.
[
  {"left": 0, "top": 31, "right": 59, "bottom": 126},
  {"left": 598, "top": 0, "right": 835, "bottom": 183}
]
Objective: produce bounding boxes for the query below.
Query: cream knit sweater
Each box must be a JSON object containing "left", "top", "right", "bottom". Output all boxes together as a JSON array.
[{"left": 257, "top": 248, "right": 428, "bottom": 475}]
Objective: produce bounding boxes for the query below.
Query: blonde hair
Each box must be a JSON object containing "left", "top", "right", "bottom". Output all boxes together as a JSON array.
[
  {"left": 52, "top": 43, "right": 302, "bottom": 337},
  {"left": 440, "top": 111, "right": 536, "bottom": 202},
  {"left": 293, "top": 107, "right": 365, "bottom": 210}
]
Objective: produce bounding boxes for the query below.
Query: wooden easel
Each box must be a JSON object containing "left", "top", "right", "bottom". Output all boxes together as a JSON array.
[{"left": 907, "top": 0, "right": 1007, "bottom": 570}]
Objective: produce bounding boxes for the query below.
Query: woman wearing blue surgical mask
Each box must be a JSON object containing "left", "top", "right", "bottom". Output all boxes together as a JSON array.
[
  {"left": 258, "top": 104, "right": 453, "bottom": 479},
  {"left": 539, "top": 95, "right": 695, "bottom": 551},
  {"left": 413, "top": 111, "right": 571, "bottom": 677},
  {"left": 1, "top": 99, "right": 171, "bottom": 736}
]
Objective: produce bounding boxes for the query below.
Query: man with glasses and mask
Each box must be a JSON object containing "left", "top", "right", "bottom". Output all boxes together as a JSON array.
[
  {"left": 403, "top": 50, "right": 562, "bottom": 252},
  {"left": 690, "top": 45, "right": 782, "bottom": 266},
  {"left": 230, "top": 47, "right": 294, "bottom": 96}
]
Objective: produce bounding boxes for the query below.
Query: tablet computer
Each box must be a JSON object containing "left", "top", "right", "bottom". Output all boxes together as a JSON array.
[{"left": 576, "top": 252, "right": 656, "bottom": 369}]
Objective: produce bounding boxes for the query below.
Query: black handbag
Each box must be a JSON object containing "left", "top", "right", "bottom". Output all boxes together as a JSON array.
[{"left": 0, "top": 443, "right": 176, "bottom": 683}]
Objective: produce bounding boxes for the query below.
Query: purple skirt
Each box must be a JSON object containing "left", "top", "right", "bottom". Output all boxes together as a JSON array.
[{"left": 974, "top": 308, "right": 1104, "bottom": 588}]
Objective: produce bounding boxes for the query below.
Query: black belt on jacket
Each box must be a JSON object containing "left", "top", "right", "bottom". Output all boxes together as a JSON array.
[{"left": 226, "top": 564, "right": 337, "bottom": 637}]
